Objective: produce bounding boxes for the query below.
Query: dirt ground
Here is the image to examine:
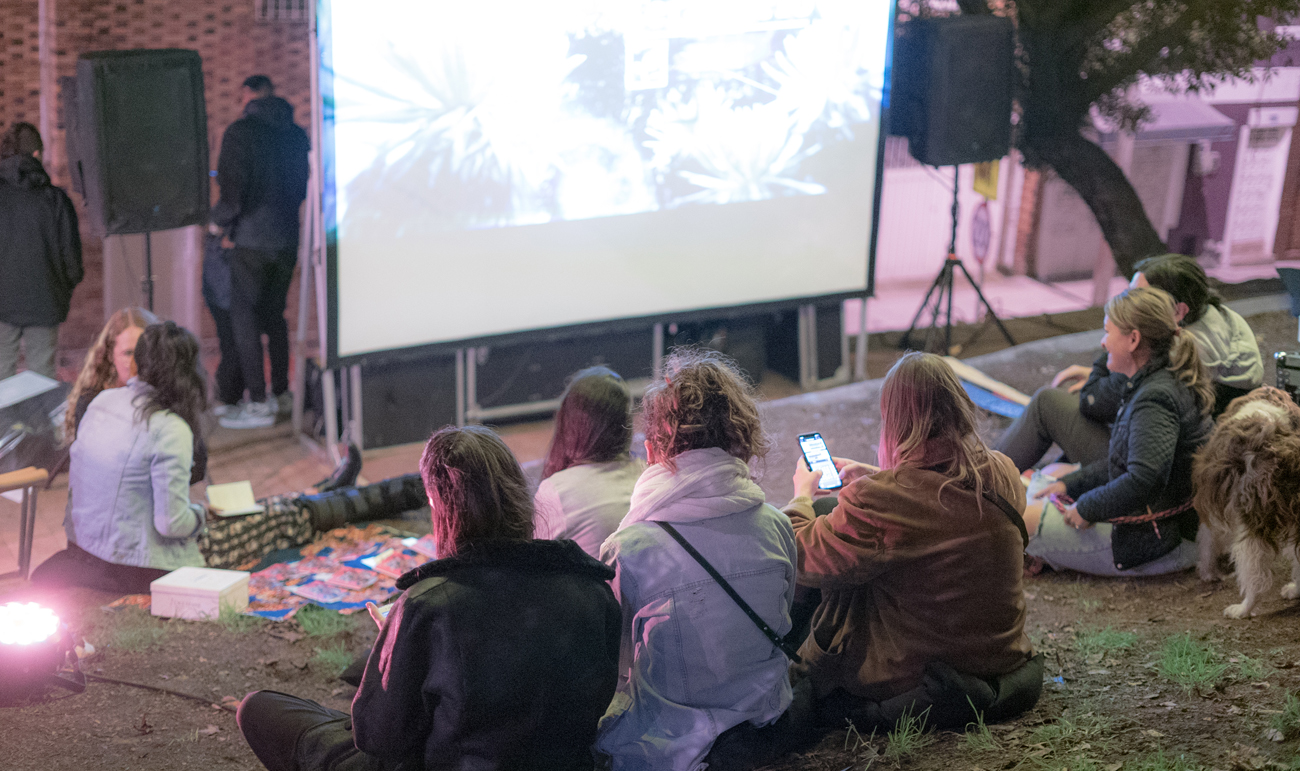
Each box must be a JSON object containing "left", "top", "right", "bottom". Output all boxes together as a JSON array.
[{"left": 3, "top": 286, "right": 1299, "bottom": 771}]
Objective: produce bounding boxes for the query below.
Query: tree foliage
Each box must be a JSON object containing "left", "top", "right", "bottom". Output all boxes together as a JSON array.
[{"left": 922, "top": 0, "right": 1300, "bottom": 275}]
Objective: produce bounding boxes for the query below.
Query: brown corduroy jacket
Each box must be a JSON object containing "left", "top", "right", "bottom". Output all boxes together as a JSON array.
[{"left": 785, "top": 451, "right": 1033, "bottom": 700}]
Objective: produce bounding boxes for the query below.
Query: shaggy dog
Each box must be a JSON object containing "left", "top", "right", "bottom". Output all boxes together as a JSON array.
[{"left": 1193, "top": 386, "right": 1300, "bottom": 619}]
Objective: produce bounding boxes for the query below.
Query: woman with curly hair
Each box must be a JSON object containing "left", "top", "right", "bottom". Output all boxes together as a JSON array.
[
  {"left": 533, "top": 366, "right": 644, "bottom": 557},
  {"left": 33, "top": 321, "right": 210, "bottom": 593},
  {"left": 595, "top": 350, "right": 799, "bottom": 771},
  {"left": 63, "top": 306, "right": 158, "bottom": 444}
]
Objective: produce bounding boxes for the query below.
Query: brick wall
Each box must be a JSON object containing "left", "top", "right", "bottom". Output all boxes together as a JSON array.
[{"left": 0, "top": 0, "right": 312, "bottom": 360}]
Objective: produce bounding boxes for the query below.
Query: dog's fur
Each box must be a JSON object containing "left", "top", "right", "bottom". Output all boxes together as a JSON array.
[{"left": 1193, "top": 386, "right": 1300, "bottom": 618}]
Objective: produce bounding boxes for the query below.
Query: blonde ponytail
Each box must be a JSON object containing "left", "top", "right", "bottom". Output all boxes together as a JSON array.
[
  {"left": 1169, "top": 329, "right": 1214, "bottom": 416},
  {"left": 1105, "top": 287, "right": 1213, "bottom": 416}
]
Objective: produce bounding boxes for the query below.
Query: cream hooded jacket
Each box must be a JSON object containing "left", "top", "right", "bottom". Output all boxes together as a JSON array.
[{"left": 595, "top": 447, "right": 796, "bottom": 771}]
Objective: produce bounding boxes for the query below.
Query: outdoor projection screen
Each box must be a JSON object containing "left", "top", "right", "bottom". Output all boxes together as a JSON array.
[{"left": 320, "top": 0, "right": 894, "bottom": 360}]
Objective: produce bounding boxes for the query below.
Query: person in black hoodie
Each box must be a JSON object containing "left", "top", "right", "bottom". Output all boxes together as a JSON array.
[
  {"left": 237, "top": 425, "right": 622, "bottom": 771},
  {"left": 210, "top": 75, "right": 310, "bottom": 428},
  {"left": 0, "top": 122, "right": 83, "bottom": 380}
]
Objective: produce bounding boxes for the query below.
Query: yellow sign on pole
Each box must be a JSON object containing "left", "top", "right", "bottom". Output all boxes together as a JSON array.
[{"left": 973, "top": 160, "right": 1000, "bottom": 200}]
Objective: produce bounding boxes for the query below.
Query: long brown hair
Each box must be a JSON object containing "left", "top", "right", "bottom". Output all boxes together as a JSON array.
[
  {"left": 133, "top": 322, "right": 207, "bottom": 441},
  {"left": 64, "top": 307, "right": 158, "bottom": 444},
  {"left": 542, "top": 366, "right": 633, "bottom": 479},
  {"left": 878, "top": 351, "right": 998, "bottom": 506},
  {"left": 419, "top": 426, "right": 534, "bottom": 558},
  {"left": 641, "top": 348, "right": 768, "bottom": 471},
  {"left": 1105, "top": 287, "right": 1214, "bottom": 416}
]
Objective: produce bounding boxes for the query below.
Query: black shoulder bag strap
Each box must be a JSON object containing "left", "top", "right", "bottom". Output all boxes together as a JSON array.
[
  {"left": 655, "top": 521, "right": 802, "bottom": 663},
  {"left": 981, "top": 489, "right": 1030, "bottom": 548}
]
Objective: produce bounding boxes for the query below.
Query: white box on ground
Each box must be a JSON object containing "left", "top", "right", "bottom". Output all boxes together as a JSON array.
[{"left": 150, "top": 566, "right": 250, "bottom": 620}]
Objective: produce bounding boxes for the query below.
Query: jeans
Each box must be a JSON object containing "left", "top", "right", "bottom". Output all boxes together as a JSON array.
[
  {"left": 993, "top": 387, "right": 1111, "bottom": 472},
  {"left": 209, "top": 303, "right": 246, "bottom": 405},
  {"left": 29, "top": 543, "right": 169, "bottom": 595},
  {"left": 0, "top": 321, "right": 58, "bottom": 380},
  {"left": 230, "top": 246, "right": 295, "bottom": 403},
  {"left": 1025, "top": 502, "right": 1199, "bottom": 576}
]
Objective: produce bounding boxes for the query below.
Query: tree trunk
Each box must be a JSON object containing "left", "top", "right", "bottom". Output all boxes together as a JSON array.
[{"left": 1024, "top": 131, "right": 1166, "bottom": 278}]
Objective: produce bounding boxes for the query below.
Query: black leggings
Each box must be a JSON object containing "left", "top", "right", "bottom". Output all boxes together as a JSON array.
[
  {"left": 237, "top": 690, "right": 389, "bottom": 771},
  {"left": 30, "top": 543, "right": 169, "bottom": 595}
]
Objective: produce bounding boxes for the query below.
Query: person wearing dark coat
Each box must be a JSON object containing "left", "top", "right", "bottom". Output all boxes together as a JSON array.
[
  {"left": 237, "top": 426, "right": 623, "bottom": 771},
  {"left": 0, "top": 122, "right": 83, "bottom": 380},
  {"left": 1029, "top": 287, "right": 1215, "bottom": 576},
  {"left": 210, "top": 75, "right": 310, "bottom": 427}
]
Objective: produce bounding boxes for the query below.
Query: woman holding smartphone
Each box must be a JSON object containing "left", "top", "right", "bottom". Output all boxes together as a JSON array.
[{"left": 786, "top": 352, "right": 1038, "bottom": 726}]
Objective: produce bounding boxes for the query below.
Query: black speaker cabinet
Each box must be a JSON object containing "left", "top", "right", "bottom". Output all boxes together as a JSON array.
[
  {"left": 360, "top": 355, "right": 459, "bottom": 449},
  {"left": 73, "top": 49, "right": 209, "bottom": 236},
  {"left": 890, "top": 16, "right": 1014, "bottom": 167}
]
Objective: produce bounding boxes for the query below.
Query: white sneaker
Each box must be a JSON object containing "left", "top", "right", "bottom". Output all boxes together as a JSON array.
[
  {"left": 212, "top": 402, "right": 240, "bottom": 418},
  {"left": 218, "top": 397, "right": 278, "bottom": 429}
]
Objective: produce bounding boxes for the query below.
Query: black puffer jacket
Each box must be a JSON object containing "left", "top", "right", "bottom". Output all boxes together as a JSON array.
[
  {"left": 211, "top": 96, "right": 310, "bottom": 251},
  {"left": 1077, "top": 351, "right": 1125, "bottom": 424},
  {"left": 351, "top": 538, "right": 622, "bottom": 771},
  {"left": 1063, "top": 355, "right": 1212, "bottom": 568},
  {"left": 0, "top": 155, "right": 83, "bottom": 326}
]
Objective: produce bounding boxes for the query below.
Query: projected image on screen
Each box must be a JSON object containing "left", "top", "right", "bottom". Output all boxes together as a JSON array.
[
  {"left": 323, "top": 0, "right": 891, "bottom": 358},
  {"left": 330, "top": 1, "right": 885, "bottom": 232}
]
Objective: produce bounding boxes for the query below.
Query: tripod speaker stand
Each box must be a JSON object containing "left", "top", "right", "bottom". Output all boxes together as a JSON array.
[{"left": 898, "top": 166, "right": 1015, "bottom": 354}]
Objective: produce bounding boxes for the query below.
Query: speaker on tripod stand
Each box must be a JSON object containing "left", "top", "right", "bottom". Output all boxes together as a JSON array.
[{"left": 890, "top": 15, "right": 1017, "bottom": 354}]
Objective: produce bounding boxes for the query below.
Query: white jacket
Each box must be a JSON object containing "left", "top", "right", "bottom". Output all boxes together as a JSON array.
[
  {"left": 595, "top": 447, "right": 796, "bottom": 771},
  {"left": 1186, "top": 303, "right": 1263, "bottom": 391}
]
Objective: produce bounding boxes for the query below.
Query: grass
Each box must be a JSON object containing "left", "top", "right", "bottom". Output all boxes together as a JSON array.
[
  {"left": 1019, "top": 712, "right": 1113, "bottom": 768},
  {"left": 100, "top": 607, "right": 169, "bottom": 652},
  {"left": 1129, "top": 750, "right": 1206, "bottom": 771},
  {"left": 1271, "top": 691, "right": 1300, "bottom": 740},
  {"left": 296, "top": 605, "right": 354, "bottom": 637},
  {"left": 961, "top": 697, "right": 998, "bottom": 752},
  {"left": 217, "top": 602, "right": 261, "bottom": 634},
  {"left": 1074, "top": 626, "right": 1138, "bottom": 661},
  {"left": 1158, "top": 634, "right": 1227, "bottom": 693},
  {"left": 311, "top": 642, "right": 354, "bottom": 676},
  {"left": 1231, "top": 653, "right": 1270, "bottom": 682},
  {"left": 884, "top": 707, "right": 933, "bottom": 762}
]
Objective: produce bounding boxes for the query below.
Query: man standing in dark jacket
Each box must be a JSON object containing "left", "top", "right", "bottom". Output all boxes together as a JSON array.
[
  {"left": 0, "top": 123, "right": 83, "bottom": 380},
  {"left": 210, "top": 75, "right": 310, "bottom": 428}
]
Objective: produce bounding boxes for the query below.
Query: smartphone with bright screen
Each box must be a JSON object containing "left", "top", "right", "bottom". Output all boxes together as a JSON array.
[{"left": 798, "top": 433, "right": 843, "bottom": 490}]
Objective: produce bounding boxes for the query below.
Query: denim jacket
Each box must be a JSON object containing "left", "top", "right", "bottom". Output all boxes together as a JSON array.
[{"left": 65, "top": 379, "right": 205, "bottom": 570}]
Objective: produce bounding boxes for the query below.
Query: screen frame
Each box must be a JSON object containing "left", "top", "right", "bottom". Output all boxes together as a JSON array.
[{"left": 316, "top": 0, "right": 895, "bottom": 368}]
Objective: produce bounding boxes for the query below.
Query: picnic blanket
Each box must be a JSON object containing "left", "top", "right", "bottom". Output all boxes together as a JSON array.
[{"left": 245, "top": 524, "right": 429, "bottom": 620}]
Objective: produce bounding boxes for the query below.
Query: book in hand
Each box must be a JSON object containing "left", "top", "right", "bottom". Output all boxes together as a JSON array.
[{"left": 206, "top": 481, "right": 265, "bottom": 517}]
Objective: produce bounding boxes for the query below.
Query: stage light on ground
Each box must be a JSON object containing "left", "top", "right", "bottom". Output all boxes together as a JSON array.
[
  {"left": 0, "top": 602, "right": 60, "bottom": 646},
  {"left": 0, "top": 602, "right": 84, "bottom": 700}
]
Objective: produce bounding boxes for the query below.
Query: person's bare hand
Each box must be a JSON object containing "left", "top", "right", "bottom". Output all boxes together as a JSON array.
[
  {"left": 221, "top": 236, "right": 236, "bottom": 250},
  {"left": 1051, "top": 365, "right": 1091, "bottom": 393},
  {"left": 833, "top": 457, "right": 878, "bottom": 486},
  {"left": 1061, "top": 506, "right": 1092, "bottom": 531},
  {"left": 792, "top": 459, "right": 824, "bottom": 499},
  {"left": 366, "top": 601, "right": 386, "bottom": 629},
  {"left": 1034, "top": 480, "right": 1067, "bottom": 500}
]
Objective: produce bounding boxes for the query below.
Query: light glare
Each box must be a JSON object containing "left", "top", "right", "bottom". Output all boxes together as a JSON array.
[{"left": 0, "top": 602, "right": 60, "bottom": 646}]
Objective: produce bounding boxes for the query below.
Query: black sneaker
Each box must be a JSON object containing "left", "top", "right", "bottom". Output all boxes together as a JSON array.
[{"left": 316, "top": 443, "right": 362, "bottom": 492}]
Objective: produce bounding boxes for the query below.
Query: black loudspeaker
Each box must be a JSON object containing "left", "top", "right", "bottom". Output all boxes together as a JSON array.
[
  {"left": 890, "top": 16, "right": 1014, "bottom": 167},
  {"left": 73, "top": 49, "right": 209, "bottom": 235},
  {"left": 360, "top": 355, "right": 459, "bottom": 449}
]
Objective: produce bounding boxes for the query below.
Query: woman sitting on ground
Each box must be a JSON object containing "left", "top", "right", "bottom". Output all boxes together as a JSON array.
[
  {"left": 63, "top": 306, "right": 158, "bottom": 443},
  {"left": 533, "top": 366, "right": 644, "bottom": 558},
  {"left": 995, "top": 254, "right": 1260, "bottom": 472},
  {"left": 596, "top": 349, "right": 798, "bottom": 771},
  {"left": 1028, "top": 286, "right": 1214, "bottom": 576},
  {"left": 786, "top": 351, "right": 1038, "bottom": 728},
  {"left": 238, "top": 425, "right": 621, "bottom": 771},
  {"left": 32, "top": 321, "right": 209, "bottom": 594}
]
